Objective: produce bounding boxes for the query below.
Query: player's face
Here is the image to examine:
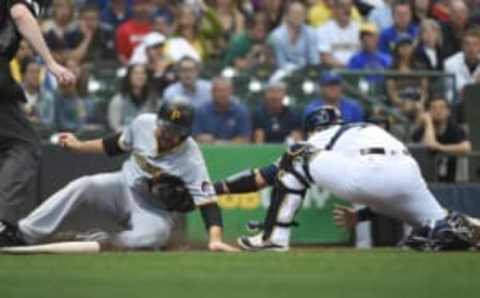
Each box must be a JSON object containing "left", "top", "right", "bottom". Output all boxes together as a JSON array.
[{"left": 155, "top": 121, "right": 182, "bottom": 151}]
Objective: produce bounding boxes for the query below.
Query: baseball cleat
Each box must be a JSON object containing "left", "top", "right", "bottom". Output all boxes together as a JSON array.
[
  {"left": 237, "top": 233, "right": 289, "bottom": 252},
  {"left": 0, "top": 220, "right": 26, "bottom": 247}
]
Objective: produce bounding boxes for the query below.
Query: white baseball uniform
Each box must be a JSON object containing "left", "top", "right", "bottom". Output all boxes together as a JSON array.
[
  {"left": 18, "top": 114, "right": 216, "bottom": 249},
  {"left": 270, "top": 123, "right": 447, "bottom": 246}
]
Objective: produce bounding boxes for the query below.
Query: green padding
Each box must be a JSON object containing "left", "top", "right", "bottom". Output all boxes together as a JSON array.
[{"left": 188, "top": 145, "right": 350, "bottom": 244}]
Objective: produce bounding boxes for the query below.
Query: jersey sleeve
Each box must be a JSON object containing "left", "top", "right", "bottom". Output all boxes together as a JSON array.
[
  {"left": 118, "top": 119, "right": 135, "bottom": 152},
  {"left": 182, "top": 143, "right": 216, "bottom": 206}
]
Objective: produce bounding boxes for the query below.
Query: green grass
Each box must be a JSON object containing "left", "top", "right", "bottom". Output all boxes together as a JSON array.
[{"left": 1, "top": 249, "right": 479, "bottom": 298}]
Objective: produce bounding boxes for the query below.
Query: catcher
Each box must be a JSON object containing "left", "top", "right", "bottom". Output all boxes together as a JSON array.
[
  {"left": 0, "top": 100, "right": 237, "bottom": 253},
  {"left": 214, "top": 106, "right": 480, "bottom": 252}
]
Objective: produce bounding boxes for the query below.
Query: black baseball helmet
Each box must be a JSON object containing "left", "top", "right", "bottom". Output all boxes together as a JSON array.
[
  {"left": 304, "top": 105, "right": 343, "bottom": 133},
  {"left": 156, "top": 100, "right": 194, "bottom": 139}
]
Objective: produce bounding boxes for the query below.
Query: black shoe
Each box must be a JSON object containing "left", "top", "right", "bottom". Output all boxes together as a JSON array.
[{"left": 0, "top": 220, "right": 26, "bottom": 247}]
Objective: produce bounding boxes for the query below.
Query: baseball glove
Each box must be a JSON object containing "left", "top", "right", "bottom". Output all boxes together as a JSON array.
[{"left": 148, "top": 173, "right": 195, "bottom": 213}]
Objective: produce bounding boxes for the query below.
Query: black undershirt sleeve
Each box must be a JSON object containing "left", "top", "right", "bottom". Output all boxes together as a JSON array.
[
  {"left": 357, "top": 207, "right": 377, "bottom": 222},
  {"left": 102, "top": 133, "right": 126, "bottom": 157},
  {"left": 199, "top": 203, "right": 223, "bottom": 229}
]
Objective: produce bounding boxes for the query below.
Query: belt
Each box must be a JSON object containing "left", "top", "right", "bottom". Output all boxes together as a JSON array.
[{"left": 359, "top": 147, "right": 410, "bottom": 156}]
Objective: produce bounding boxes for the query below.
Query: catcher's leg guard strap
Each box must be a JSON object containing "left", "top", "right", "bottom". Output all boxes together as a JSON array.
[{"left": 262, "top": 171, "right": 306, "bottom": 242}]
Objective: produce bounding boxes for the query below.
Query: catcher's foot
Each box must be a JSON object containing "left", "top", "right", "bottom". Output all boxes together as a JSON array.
[
  {"left": 0, "top": 220, "right": 26, "bottom": 247},
  {"left": 237, "top": 233, "right": 289, "bottom": 252}
]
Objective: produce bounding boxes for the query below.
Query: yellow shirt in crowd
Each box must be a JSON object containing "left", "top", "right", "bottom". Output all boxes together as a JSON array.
[{"left": 308, "top": 2, "right": 363, "bottom": 27}]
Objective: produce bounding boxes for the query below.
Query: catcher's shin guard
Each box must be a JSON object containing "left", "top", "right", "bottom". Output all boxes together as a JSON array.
[{"left": 262, "top": 174, "right": 310, "bottom": 244}]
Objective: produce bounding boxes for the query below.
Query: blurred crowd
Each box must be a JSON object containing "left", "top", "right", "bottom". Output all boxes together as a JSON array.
[{"left": 13, "top": 0, "right": 480, "bottom": 180}]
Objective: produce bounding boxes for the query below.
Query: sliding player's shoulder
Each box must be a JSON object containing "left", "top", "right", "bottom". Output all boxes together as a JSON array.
[{"left": 131, "top": 113, "right": 157, "bottom": 129}]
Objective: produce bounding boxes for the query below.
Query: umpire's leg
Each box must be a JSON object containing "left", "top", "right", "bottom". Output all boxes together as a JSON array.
[{"left": 0, "top": 141, "right": 40, "bottom": 222}]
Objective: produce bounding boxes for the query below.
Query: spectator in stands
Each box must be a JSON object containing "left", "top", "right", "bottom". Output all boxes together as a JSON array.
[
  {"left": 21, "top": 59, "right": 55, "bottom": 130},
  {"left": 260, "top": 0, "right": 287, "bottom": 31},
  {"left": 308, "top": 0, "right": 362, "bottom": 27},
  {"left": 348, "top": 22, "right": 391, "bottom": 85},
  {"left": 101, "top": 0, "right": 132, "bottom": 30},
  {"left": 108, "top": 64, "right": 157, "bottom": 132},
  {"left": 386, "top": 35, "right": 428, "bottom": 119},
  {"left": 268, "top": 1, "right": 319, "bottom": 70},
  {"left": 444, "top": 28, "right": 480, "bottom": 93},
  {"left": 223, "top": 12, "right": 270, "bottom": 70},
  {"left": 153, "top": 0, "right": 175, "bottom": 24},
  {"left": 349, "top": 22, "right": 391, "bottom": 70},
  {"left": 193, "top": 77, "right": 251, "bottom": 144},
  {"left": 304, "top": 72, "right": 364, "bottom": 122},
  {"left": 317, "top": 0, "right": 361, "bottom": 68},
  {"left": 441, "top": 0, "right": 470, "bottom": 58},
  {"left": 413, "top": 96, "right": 472, "bottom": 182},
  {"left": 67, "top": 4, "right": 117, "bottom": 65},
  {"left": 253, "top": 81, "right": 302, "bottom": 144},
  {"left": 410, "top": 0, "right": 433, "bottom": 23},
  {"left": 368, "top": 0, "right": 394, "bottom": 32},
  {"left": 10, "top": 40, "right": 34, "bottom": 83},
  {"left": 379, "top": 1, "right": 418, "bottom": 54},
  {"left": 130, "top": 33, "right": 176, "bottom": 96},
  {"left": 163, "top": 57, "right": 211, "bottom": 108},
  {"left": 116, "top": 0, "right": 153, "bottom": 64},
  {"left": 414, "top": 19, "right": 447, "bottom": 70},
  {"left": 210, "top": 0, "right": 245, "bottom": 38},
  {"left": 43, "top": 0, "right": 78, "bottom": 61},
  {"left": 54, "top": 59, "right": 97, "bottom": 132}
]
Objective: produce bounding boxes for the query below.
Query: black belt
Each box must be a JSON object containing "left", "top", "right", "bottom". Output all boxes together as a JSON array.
[{"left": 360, "top": 148, "right": 410, "bottom": 156}]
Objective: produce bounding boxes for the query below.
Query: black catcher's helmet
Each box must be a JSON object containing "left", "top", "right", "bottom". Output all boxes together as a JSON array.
[
  {"left": 303, "top": 105, "right": 343, "bottom": 133},
  {"left": 156, "top": 100, "right": 194, "bottom": 139}
]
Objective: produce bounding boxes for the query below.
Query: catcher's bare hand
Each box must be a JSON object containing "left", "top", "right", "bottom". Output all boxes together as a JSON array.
[
  {"left": 208, "top": 241, "right": 240, "bottom": 252},
  {"left": 333, "top": 205, "right": 358, "bottom": 229},
  {"left": 58, "top": 133, "right": 82, "bottom": 150}
]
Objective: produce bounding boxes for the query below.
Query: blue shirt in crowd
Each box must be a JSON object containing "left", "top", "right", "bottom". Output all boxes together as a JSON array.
[
  {"left": 379, "top": 24, "right": 418, "bottom": 54},
  {"left": 193, "top": 100, "right": 252, "bottom": 140},
  {"left": 268, "top": 24, "right": 319, "bottom": 69},
  {"left": 348, "top": 50, "right": 392, "bottom": 83},
  {"left": 253, "top": 105, "right": 301, "bottom": 143},
  {"left": 303, "top": 98, "right": 364, "bottom": 124}
]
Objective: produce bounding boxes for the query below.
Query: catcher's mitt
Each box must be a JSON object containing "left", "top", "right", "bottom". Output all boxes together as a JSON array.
[{"left": 148, "top": 173, "right": 195, "bottom": 213}]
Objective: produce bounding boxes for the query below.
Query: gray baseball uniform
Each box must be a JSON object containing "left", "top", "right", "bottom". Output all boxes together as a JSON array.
[{"left": 18, "top": 114, "right": 216, "bottom": 249}]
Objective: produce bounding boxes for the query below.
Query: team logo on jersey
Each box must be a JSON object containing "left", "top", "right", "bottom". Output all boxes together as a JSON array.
[{"left": 170, "top": 109, "right": 182, "bottom": 120}]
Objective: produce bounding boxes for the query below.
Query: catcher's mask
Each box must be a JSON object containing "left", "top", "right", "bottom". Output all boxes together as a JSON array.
[{"left": 303, "top": 105, "right": 343, "bottom": 134}]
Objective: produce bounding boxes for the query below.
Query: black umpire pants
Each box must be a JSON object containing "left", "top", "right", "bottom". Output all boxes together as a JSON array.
[{"left": 0, "top": 102, "right": 41, "bottom": 223}]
